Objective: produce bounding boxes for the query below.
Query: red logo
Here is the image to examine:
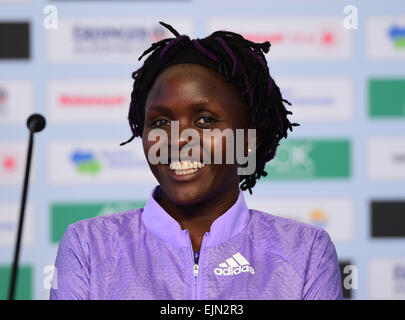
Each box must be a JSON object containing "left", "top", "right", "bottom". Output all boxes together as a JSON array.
[
  {"left": 2, "top": 155, "right": 16, "bottom": 171},
  {"left": 244, "top": 30, "right": 336, "bottom": 47},
  {"left": 321, "top": 31, "right": 335, "bottom": 45},
  {"left": 59, "top": 94, "right": 125, "bottom": 107}
]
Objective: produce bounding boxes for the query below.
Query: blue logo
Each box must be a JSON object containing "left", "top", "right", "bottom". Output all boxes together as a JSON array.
[
  {"left": 73, "top": 25, "right": 166, "bottom": 42},
  {"left": 388, "top": 25, "right": 405, "bottom": 48},
  {"left": 70, "top": 150, "right": 101, "bottom": 174}
]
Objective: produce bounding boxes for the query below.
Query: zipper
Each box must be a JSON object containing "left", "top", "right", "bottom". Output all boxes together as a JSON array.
[
  {"left": 185, "top": 230, "right": 208, "bottom": 300},
  {"left": 193, "top": 263, "right": 199, "bottom": 286},
  {"left": 193, "top": 262, "right": 198, "bottom": 299}
]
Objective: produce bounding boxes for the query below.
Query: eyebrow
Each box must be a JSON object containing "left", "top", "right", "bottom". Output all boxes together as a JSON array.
[{"left": 146, "top": 101, "right": 211, "bottom": 114}]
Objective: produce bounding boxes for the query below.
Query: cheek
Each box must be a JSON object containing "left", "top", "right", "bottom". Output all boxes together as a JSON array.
[
  {"left": 142, "top": 136, "right": 153, "bottom": 161},
  {"left": 202, "top": 133, "right": 236, "bottom": 165},
  {"left": 142, "top": 129, "right": 170, "bottom": 164}
]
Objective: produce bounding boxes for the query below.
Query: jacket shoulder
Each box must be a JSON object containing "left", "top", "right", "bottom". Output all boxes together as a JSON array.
[
  {"left": 65, "top": 208, "right": 144, "bottom": 246},
  {"left": 249, "top": 209, "right": 332, "bottom": 279}
]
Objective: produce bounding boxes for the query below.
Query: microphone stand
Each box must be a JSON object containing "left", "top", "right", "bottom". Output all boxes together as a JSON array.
[{"left": 8, "top": 114, "right": 46, "bottom": 300}]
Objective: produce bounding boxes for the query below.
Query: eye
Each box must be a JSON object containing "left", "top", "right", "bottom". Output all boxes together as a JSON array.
[
  {"left": 195, "top": 116, "right": 217, "bottom": 125},
  {"left": 152, "top": 119, "right": 171, "bottom": 127}
]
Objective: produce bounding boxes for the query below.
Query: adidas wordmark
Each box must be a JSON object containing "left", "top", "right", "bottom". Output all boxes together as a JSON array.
[{"left": 214, "top": 252, "right": 255, "bottom": 276}]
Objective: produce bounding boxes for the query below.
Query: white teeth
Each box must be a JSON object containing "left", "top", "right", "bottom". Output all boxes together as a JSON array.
[
  {"left": 169, "top": 160, "right": 205, "bottom": 174},
  {"left": 174, "top": 168, "right": 198, "bottom": 175}
]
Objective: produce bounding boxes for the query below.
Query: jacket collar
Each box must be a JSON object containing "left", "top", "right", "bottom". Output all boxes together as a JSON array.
[{"left": 141, "top": 185, "right": 250, "bottom": 249}]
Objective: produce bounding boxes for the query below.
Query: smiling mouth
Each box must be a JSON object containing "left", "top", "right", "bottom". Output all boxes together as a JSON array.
[{"left": 169, "top": 160, "right": 205, "bottom": 176}]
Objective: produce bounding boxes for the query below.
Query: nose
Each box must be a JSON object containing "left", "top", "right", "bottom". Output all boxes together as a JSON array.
[{"left": 168, "top": 119, "right": 200, "bottom": 160}]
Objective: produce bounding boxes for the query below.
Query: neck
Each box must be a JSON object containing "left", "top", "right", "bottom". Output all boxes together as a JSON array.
[{"left": 158, "top": 184, "right": 240, "bottom": 251}]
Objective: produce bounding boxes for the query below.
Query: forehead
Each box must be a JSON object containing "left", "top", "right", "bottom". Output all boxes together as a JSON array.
[
  {"left": 151, "top": 63, "right": 226, "bottom": 89},
  {"left": 145, "top": 63, "right": 246, "bottom": 112}
]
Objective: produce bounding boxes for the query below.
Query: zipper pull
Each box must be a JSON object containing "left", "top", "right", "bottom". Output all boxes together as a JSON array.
[{"left": 193, "top": 263, "right": 199, "bottom": 286}]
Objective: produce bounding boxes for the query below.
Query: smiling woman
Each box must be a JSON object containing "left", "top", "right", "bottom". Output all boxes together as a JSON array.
[
  {"left": 142, "top": 63, "right": 252, "bottom": 229},
  {"left": 50, "top": 21, "right": 343, "bottom": 300}
]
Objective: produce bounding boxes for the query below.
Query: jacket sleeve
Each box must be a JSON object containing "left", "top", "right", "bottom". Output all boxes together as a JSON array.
[
  {"left": 302, "top": 229, "right": 343, "bottom": 300},
  {"left": 49, "top": 224, "right": 90, "bottom": 300}
]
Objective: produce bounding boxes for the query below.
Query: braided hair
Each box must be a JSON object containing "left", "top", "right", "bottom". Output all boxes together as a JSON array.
[{"left": 121, "top": 21, "right": 299, "bottom": 194}]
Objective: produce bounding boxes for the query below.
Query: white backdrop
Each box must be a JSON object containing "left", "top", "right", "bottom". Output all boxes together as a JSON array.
[{"left": 0, "top": 0, "right": 405, "bottom": 299}]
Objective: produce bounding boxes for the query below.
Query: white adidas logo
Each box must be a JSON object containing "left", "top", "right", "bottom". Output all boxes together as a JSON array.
[{"left": 214, "top": 252, "right": 255, "bottom": 276}]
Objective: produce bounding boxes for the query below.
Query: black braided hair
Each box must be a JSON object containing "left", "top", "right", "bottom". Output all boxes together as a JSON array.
[{"left": 121, "top": 21, "right": 299, "bottom": 194}]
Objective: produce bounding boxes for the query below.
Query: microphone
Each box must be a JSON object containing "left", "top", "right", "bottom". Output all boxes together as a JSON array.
[
  {"left": 27, "top": 114, "right": 46, "bottom": 133},
  {"left": 8, "top": 114, "right": 46, "bottom": 300}
]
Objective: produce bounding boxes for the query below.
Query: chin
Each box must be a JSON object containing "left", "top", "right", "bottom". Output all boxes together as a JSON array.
[
  {"left": 150, "top": 162, "right": 215, "bottom": 206},
  {"left": 161, "top": 182, "right": 210, "bottom": 206}
]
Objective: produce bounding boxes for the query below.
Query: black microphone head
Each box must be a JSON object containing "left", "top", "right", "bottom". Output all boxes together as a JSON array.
[{"left": 27, "top": 114, "right": 46, "bottom": 132}]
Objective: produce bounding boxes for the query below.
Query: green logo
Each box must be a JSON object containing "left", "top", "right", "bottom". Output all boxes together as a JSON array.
[
  {"left": 50, "top": 201, "right": 146, "bottom": 243},
  {"left": 388, "top": 25, "right": 405, "bottom": 49},
  {"left": 263, "top": 139, "right": 351, "bottom": 180},
  {"left": 369, "top": 79, "right": 405, "bottom": 117},
  {"left": 0, "top": 265, "right": 32, "bottom": 300},
  {"left": 71, "top": 150, "right": 102, "bottom": 175}
]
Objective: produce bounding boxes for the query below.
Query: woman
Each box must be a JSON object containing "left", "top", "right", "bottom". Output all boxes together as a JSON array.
[{"left": 50, "top": 22, "right": 343, "bottom": 300}]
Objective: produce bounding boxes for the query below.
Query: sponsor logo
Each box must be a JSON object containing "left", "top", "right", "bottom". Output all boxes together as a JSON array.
[
  {"left": 370, "top": 259, "right": 405, "bottom": 299},
  {"left": 368, "top": 137, "right": 405, "bottom": 180},
  {"left": 0, "top": 223, "right": 12, "bottom": 231},
  {"left": 69, "top": 148, "right": 147, "bottom": 175},
  {"left": 49, "top": 79, "right": 131, "bottom": 123},
  {"left": 59, "top": 94, "right": 125, "bottom": 107},
  {"left": 50, "top": 140, "right": 154, "bottom": 184},
  {"left": 0, "top": 265, "right": 32, "bottom": 300},
  {"left": 214, "top": 252, "right": 255, "bottom": 276},
  {"left": 0, "top": 22, "right": 30, "bottom": 59},
  {"left": 371, "top": 201, "right": 405, "bottom": 238},
  {"left": 369, "top": 79, "right": 405, "bottom": 117},
  {"left": 308, "top": 209, "right": 328, "bottom": 229},
  {"left": 263, "top": 139, "right": 351, "bottom": 180},
  {"left": 367, "top": 17, "right": 405, "bottom": 59},
  {"left": 50, "top": 201, "right": 146, "bottom": 243},
  {"left": 0, "top": 203, "right": 33, "bottom": 247},
  {"left": 244, "top": 30, "right": 335, "bottom": 46},
  {"left": 49, "top": 18, "right": 192, "bottom": 63},
  {"left": 0, "top": 80, "right": 33, "bottom": 124},
  {"left": 245, "top": 197, "right": 353, "bottom": 243},
  {"left": 71, "top": 150, "right": 102, "bottom": 175},
  {"left": 388, "top": 25, "right": 405, "bottom": 48},
  {"left": 2, "top": 154, "right": 16, "bottom": 171},
  {"left": 0, "top": 142, "right": 30, "bottom": 185},
  {"left": 73, "top": 24, "right": 165, "bottom": 42},
  {"left": 394, "top": 264, "right": 405, "bottom": 294},
  {"left": 278, "top": 77, "right": 352, "bottom": 122},
  {"left": 209, "top": 18, "right": 351, "bottom": 60}
]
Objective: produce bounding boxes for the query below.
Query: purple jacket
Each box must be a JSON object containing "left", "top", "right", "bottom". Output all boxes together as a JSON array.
[{"left": 50, "top": 186, "right": 343, "bottom": 300}]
